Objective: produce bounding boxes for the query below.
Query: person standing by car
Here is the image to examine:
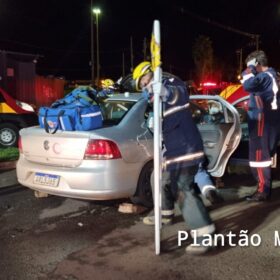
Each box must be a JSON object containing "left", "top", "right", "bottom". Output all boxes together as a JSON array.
[
  {"left": 241, "top": 50, "right": 280, "bottom": 202},
  {"left": 133, "top": 61, "right": 216, "bottom": 254},
  {"left": 98, "top": 79, "right": 117, "bottom": 98}
]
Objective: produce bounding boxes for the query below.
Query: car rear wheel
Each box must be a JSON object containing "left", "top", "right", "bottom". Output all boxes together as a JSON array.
[
  {"left": 131, "top": 161, "right": 153, "bottom": 208},
  {"left": 0, "top": 123, "right": 19, "bottom": 148}
]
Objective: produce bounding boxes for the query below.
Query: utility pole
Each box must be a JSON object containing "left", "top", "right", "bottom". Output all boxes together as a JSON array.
[
  {"left": 122, "top": 52, "right": 125, "bottom": 77},
  {"left": 90, "top": 0, "right": 95, "bottom": 85},
  {"left": 236, "top": 48, "right": 243, "bottom": 74},
  {"left": 169, "top": 65, "right": 173, "bottom": 73},
  {"left": 255, "top": 35, "right": 260, "bottom": 50},
  {"left": 94, "top": 9, "right": 101, "bottom": 86},
  {"left": 130, "top": 36, "right": 134, "bottom": 72},
  {"left": 143, "top": 37, "right": 147, "bottom": 60}
]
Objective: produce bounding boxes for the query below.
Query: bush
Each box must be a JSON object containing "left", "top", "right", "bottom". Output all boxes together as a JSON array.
[{"left": 0, "top": 147, "right": 19, "bottom": 162}]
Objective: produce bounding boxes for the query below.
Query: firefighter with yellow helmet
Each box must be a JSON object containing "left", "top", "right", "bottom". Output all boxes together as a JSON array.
[
  {"left": 133, "top": 61, "right": 216, "bottom": 254},
  {"left": 98, "top": 79, "right": 116, "bottom": 97},
  {"left": 133, "top": 62, "right": 153, "bottom": 91}
]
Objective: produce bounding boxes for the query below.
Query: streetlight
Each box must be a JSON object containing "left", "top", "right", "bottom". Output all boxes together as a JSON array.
[
  {"left": 93, "top": 8, "right": 101, "bottom": 86},
  {"left": 90, "top": 1, "right": 95, "bottom": 85}
]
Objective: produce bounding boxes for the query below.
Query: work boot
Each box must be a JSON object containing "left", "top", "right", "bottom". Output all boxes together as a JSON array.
[
  {"left": 205, "top": 189, "right": 224, "bottom": 205},
  {"left": 246, "top": 192, "right": 270, "bottom": 202},
  {"left": 186, "top": 224, "right": 216, "bottom": 255},
  {"left": 142, "top": 210, "right": 174, "bottom": 226}
]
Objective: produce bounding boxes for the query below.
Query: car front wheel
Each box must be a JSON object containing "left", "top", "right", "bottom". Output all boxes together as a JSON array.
[{"left": 0, "top": 123, "right": 19, "bottom": 148}]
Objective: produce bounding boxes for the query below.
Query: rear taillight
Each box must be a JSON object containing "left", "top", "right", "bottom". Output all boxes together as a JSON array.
[
  {"left": 18, "top": 136, "right": 23, "bottom": 153},
  {"left": 84, "top": 139, "right": 122, "bottom": 160}
]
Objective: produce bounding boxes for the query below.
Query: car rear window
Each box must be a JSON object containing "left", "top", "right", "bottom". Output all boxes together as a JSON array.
[{"left": 100, "top": 100, "right": 136, "bottom": 125}]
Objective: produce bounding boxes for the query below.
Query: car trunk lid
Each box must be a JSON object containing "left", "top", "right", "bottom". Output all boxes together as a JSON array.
[{"left": 20, "top": 127, "right": 92, "bottom": 167}]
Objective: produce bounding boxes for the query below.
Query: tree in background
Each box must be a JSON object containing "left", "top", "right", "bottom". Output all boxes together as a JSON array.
[{"left": 192, "top": 35, "right": 214, "bottom": 83}]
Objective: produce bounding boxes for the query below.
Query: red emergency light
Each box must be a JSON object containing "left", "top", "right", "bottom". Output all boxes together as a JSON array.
[{"left": 201, "top": 82, "right": 217, "bottom": 87}]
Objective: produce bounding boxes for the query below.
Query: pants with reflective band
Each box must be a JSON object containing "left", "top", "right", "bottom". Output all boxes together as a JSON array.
[
  {"left": 194, "top": 162, "right": 215, "bottom": 195},
  {"left": 251, "top": 166, "right": 271, "bottom": 194},
  {"left": 248, "top": 114, "right": 280, "bottom": 194},
  {"left": 161, "top": 165, "right": 212, "bottom": 230}
]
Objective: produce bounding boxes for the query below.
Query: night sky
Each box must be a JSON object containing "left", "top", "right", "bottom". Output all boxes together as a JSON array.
[{"left": 1, "top": 0, "right": 280, "bottom": 82}]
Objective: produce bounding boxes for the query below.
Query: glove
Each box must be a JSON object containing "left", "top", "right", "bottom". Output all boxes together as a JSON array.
[
  {"left": 151, "top": 82, "right": 169, "bottom": 102},
  {"left": 242, "top": 65, "right": 257, "bottom": 76},
  {"left": 246, "top": 58, "right": 258, "bottom": 75},
  {"left": 141, "top": 88, "right": 150, "bottom": 100},
  {"left": 246, "top": 58, "right": 258, "bottom": 67}
]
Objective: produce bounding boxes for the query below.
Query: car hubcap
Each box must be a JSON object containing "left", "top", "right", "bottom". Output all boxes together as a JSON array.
[{"left": 0, "top": 129, "right": 16, "bottom": 145}]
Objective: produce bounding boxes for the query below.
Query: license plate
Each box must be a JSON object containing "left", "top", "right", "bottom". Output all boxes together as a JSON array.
[{"left": 33, "top": 172, "right": 60, "bottom": 187}]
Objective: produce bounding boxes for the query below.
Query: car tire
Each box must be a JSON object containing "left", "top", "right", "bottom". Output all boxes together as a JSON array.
[
  {"left": 131, "top": 161, "right": 154, "bottom": 208},
  {"left": 0, "top": 123, "right": 19, "bottom": 148}
]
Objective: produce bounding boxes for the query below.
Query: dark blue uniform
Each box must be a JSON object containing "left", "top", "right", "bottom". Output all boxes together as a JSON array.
[
  {"left": 241, "top": 68, "right": 280, "bottom": 195},
  {"left": 159, "top": 77, "right": 214, "bottom": 236},
  {"left": 162, "top": 78, "right": 204, "bottom": 170}
]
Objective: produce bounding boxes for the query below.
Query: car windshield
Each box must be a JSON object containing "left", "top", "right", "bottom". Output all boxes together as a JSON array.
[{"left": 100, "top": 100, "right": 136, "bottom": 125}]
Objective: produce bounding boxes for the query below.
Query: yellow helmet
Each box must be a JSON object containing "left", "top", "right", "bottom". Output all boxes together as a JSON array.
[
  {"left": 133, "top": 61, "right": 152, "bottom": 91},
  {"left": 101, "top": 79, "right": 114, "bottom": 89}
]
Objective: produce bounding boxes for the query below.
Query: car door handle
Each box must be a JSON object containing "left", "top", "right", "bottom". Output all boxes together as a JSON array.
[{"left": 204, "top": 142, "right": 216, "bottom": 148}]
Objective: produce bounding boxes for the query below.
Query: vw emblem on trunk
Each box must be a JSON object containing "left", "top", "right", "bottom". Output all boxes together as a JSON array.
[{"left": 43, "top": 140, "right": 50, "bottom": 151}]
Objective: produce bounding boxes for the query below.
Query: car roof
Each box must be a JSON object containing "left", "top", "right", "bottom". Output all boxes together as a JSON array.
[{"left": 106, "top": 93, "right": 143, "bottom": 102}]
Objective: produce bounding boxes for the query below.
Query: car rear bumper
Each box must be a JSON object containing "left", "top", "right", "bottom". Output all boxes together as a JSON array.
[{"left": 16, "top": 156, "right": 141, "bottom": 200}]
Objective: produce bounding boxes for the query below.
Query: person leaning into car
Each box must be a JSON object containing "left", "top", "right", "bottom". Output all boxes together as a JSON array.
[
  {"left": 133, "top": 61, "right": 216, "bottom": 255},
  {"left": 241, "top": 50, "right": 280, "bottom": 202}
]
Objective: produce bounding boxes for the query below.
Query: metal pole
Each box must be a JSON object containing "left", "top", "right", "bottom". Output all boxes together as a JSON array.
[
  {"left": 152, "top": 20, "right": 162, "bottom": 256},
  {"left": 96, "top": 12, "right": 100, "bottom": 86},
  {"left": 130, "top": 36, "right": 134, "bottom": 72},
  {"left": 90, "top": 0, "right": 95, "bottom": 85},
  {"left": 143, "top": 37, "right": 147, "bottom": 60},
  {"left": 239, "top": 48, "right": 243, "bottom": 74},
  {"left": 122, "top": 52, "right": 125, "bottom": 77},
  {"left": 256, "top": 35, "right": 259, "bottom": 51}
]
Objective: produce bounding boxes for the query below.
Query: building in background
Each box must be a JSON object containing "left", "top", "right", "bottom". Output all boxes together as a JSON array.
[{"left": 0, "top": 50, "right": 65, "bottom": 108}]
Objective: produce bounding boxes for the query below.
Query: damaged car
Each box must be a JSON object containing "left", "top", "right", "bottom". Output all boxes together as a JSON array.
[{"left": 16, "top": 93, "right": 241, "bottom": 206}]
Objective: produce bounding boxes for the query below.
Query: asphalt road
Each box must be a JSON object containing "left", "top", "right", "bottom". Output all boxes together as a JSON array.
[{"left": 1, "top": 171, "right": 280, "bottom": 280}]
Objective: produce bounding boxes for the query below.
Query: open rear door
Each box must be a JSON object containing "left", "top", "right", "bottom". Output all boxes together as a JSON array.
[{"left": 190, "top": 95, "right": 241, "bottom": 177}]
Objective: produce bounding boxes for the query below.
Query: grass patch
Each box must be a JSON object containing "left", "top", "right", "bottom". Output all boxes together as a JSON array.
[{"left": 0, "top": 147, "right": 19, "bottom": 161}]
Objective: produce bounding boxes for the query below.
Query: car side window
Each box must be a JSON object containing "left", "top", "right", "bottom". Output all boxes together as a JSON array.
[
  {"left": 190, "top": 100, "right": 225, "bottom": 125},
  {"left": 101, "top": 100, "right": 135, "bottom": 124},
  {"left": 235, "top": 106, "right": 249, "bottom": 141}
]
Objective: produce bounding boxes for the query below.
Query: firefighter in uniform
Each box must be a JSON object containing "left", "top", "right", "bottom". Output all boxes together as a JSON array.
[
  {"left": 133, "top": 61, "right": 215, "bottom": 254},
  {"left": 98, "top": 79, "right": 116, "bottom": 97},
  {"left": 241, "top": 50, "right": 280, "bottom": 202}
]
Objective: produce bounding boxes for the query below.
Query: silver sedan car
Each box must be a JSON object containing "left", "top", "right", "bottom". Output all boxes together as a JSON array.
[{"left": 16, "top": 93, "right": 241, "bottom": 206}]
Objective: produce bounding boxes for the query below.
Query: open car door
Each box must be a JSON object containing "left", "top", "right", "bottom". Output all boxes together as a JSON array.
[{"left": 190, "top": 95, "right": 241, "bottom": 177}]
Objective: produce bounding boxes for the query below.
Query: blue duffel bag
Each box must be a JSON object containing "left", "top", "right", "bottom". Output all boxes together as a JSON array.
[{"left": 38, "top": 87, "right": 103, "bottom": 134}]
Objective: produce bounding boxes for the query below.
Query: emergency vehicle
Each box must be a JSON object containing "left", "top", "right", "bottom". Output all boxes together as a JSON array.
[
  {"left": 198, "top": 80, "right": 249, "bottom": 111},
  {"left": 198, "top": 81, "right": 228, "bottom": 95},
  {"left": 219, "top": 84, "right": 249, "bottom": 109},
  {"left": 0, "top": 88, "right": 38, "bottom": 148}
]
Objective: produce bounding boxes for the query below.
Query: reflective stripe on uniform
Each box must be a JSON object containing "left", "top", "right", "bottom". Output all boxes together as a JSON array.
[
  {"left": 161, "top": 209, "right": 174, "bottom": 216},
  {"left": 265, "top": 72, "right": 278, "bottom": 110},
  {"left": 163, "top": 102, "right": 189, "bottom": 117},
  {"left": 167, "top": 88, "right": 179, "bottom": 105},
  {"left": 249, "top": 161, "right": 272, "bottom": 167},
  {"left": 191, "top": 223, "right": 216, "bottom": 237},
  {"left": 201, "top": 185, "right": 216, "bottom": 196},
  {"left": 164, "top": 151, "right": 204, "bottom": 167}
]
